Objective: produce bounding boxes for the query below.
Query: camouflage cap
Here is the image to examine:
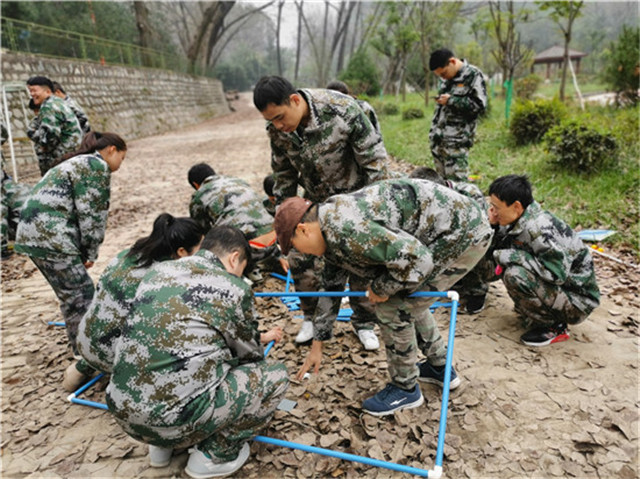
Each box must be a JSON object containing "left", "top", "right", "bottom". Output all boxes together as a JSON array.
[{"left": 274, "top": 197, "right": 313, "bottom": 255}]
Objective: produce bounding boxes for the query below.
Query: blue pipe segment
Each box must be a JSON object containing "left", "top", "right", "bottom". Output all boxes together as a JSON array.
[
  {"left": 47, "top": 321, "right": 66, "bottom": 326},
  {"left": 255, "top": 291, "right": 449, "bottom": 299},
  {"left": 264, "top": 340, "right": 275, "bottom": 357},
  {"left": 71, "top": 372, "right": 105, "bottom": 397},
  {"left": 253, "top": 435, "right": 430, "bottom": 477},
  {"left": 70, "top": 397, "right": 109, "bottom": 410}
]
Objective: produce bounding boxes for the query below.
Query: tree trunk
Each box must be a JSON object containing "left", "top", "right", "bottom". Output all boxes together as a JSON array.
[
  {"left": 187, "top": 1, "right": 236, "bottom": 74},
  {"left": 276, "top": 0, "right": 284, "bottom": 76},
  {"left": 133, "top": 1, "right": 153, "bottom": 67},
  {"left": 294, "top": 0, "right": 303, "bottom": 82}
]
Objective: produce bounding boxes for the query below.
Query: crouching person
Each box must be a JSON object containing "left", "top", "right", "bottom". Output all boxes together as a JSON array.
[
  {"left": 274, "top": 178, "right": 493, "bottom": 416},
  {"left": 106, "top": 226, "right": 289, "bottom": 478}
]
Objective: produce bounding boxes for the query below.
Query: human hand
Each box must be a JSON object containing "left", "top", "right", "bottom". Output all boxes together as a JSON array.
[
  {"left": 261, "top": 326, "right": 283, "bottom": 344},
  {"left": 367, "top": 287, "right": 389, "bottom": 304},
  {"left": 296, "top": 340, "right": 323, "bottom": 380},
  {"left": 436, "top": 94, "right": 450, "bottom": 105},
  {"left": 279, "top": 257, "right": 289, "bottom": 273}
]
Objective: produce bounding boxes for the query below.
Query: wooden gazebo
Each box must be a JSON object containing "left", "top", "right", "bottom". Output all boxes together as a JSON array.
[{"left": 531, "top": 45, "right": 588, "bottom": 79}]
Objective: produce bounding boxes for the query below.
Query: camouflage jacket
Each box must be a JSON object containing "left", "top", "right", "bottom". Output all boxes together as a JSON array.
[
  {"left": 64, "top": 95, "right": 91, "bottom": 135},
  {"left": 429, "top": 60, "right": 487, "bottom": 146},
  {"left": 357, "top": 99, "right": 381, "bottom": 135},
  {"left": 14, "top": 153, "right": 111, "bottom": 262},
  {"left": 493, "top": 201, "right": 600, "bottom": 310},
  {"left": 106, "top": 249, "right": 263, "bottom": 427},
  {"left": 446, "top": 179, "right": 487, "bottom": 210},
  {"left": 26, "top": 95, "right": 82, "bottom": 166},
  {"left": 1, "top": 169, "right": 32, "bottom": 213},
  {"left": 189, "top": 175, "right": 273, "bottom": 239},
  {"left": 266, "top": 88, "right": 389, "bottom": 204},
  {"left": 318, "top": 178, "right": 491, "bottom": 298},
  {"left": 77, "top": 248, "right": 159, "bottom": 373}
]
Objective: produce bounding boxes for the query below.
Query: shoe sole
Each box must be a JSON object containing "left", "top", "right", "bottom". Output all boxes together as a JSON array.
[
  {"left": 363, "top": 394, "right": 425, "bottom": 417},
  {"left": 185, "top": 444, "right": 250, "bottom": 479},
  {"left": 149, "top": 459, "right": 171, "bottom": 468},
  {"left": 417, "top": 376, "right": 461, "bottom": 390},
  {"left": 522, "top": 332, "right": 570, "bottom": 347},
  {"left": 459, "top": 304, "right": 485, "bottom": 315}
]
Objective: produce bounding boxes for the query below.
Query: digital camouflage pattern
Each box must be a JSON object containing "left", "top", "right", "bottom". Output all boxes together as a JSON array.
[
  {"left": 429, "top": 61, "right": 487, "bottom": 181},
  {"left": 491, "top": 201, "right": 600, "bottom": 327},
  {"left": 315, "top": 178, "right": 493, "bottom": 389},
  {"left": 26, "top": 95, "right": 82, "bottom": 175},
  {"left": 64, "top": 95, "right": 91, "bottom": 135},
  {"left": 1, "top": 170, "right": 32, "bottom": 252},
  {"left": 77, "top": 248, "right": 156, "bottom": 373},
  {"left": 267, "top": 88, "right": 389, "bottom": 204},
  {"left": 190, "top": 175, "right": 273, "bottom": 240},
  {"left": 14, "top": 153, "right": 111, "bottom": 263},
  {"left": 106, "top": 249, "right": 288, "bottom": 460},
  {"left": 357, "top": 99, "right": 381, "bottom": 134}
]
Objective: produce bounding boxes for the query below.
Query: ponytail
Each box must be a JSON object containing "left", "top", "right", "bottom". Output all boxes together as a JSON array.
[
  {"left": 59, "top": 131, "right": 127, "bottom": 162},
  {"left": 127, "top": 213, "right": 204, "bottom": 268}
]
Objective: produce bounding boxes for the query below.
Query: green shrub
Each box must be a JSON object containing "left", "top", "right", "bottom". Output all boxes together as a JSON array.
[
  {"left": 381, "top": 103, "right": 400, "bottom": 115},
  {"left": 514, "top": 74, "right": 542, "bottom": 100},
  {"left": 340, "top": 49, "right": 381, "bottom": 97},
  {"left": 544, "top": 119, "right": 619, "bottom": 173},
  {"left": 509, "top": 98, "right": 566, "bottom": 145},
  {"left": 402, "top": 107, "right": 425, "bottom": 120}
]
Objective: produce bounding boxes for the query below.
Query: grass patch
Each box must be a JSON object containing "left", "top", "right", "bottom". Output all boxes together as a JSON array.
[{"left": 379, "top": 91, "right": 639, "bottom": 254}]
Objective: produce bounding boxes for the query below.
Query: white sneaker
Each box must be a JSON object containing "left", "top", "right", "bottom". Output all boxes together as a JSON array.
[
  {"left": 149, "top": 445, "right": 172, "bottom": 467},
  {"left": 357, "top": 329, "right": 380, "bottom": 351},
  {"left": 295, "top": 321, "right": 314, "bottom": 344},
  {"left": 185, "top": 443, "right": 250, "bottom": 478}
]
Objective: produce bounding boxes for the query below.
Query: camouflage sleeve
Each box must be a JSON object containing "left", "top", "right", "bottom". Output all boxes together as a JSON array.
[
  {"left": 33, "top": 104, "right": 62, "bottom": 151},
  {"left": 312, "top": 262, "right": 349, "bottom": 341},
  {"left": 494, "top": 243, "right": 569, "bottom": 285},
  {"left": 220, "top": 288, "right": 263, "bottom": 363},
  {"left": 75, "top": 161, "right": 111, "bottom": 262},
  {"left": 270, "top": 145, "right": 299, "bottom": 204},
  {"left": 26, "top": 116, "right": 42, "bottom": 143},
  {"left": 347, "top": 104, "right": 388, "bottom": 185},
  {"left": 189, "top": 197, "right": 212, "bottom": 232},
  {"left": 447, "top": 73, "right": 487, "bottom": 120}
]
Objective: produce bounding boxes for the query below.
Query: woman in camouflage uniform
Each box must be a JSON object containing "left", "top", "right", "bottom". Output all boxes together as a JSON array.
[
  {"left": 64, "top": 214, "right": 204, "bottom": 391},
  {"left": 14, "top": 131, "right": 127, "bottom": 357}
]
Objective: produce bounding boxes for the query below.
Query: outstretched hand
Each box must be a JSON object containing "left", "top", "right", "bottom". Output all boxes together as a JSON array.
[{"left": 296, "top": 340, "right": 323, "bottom": 380}]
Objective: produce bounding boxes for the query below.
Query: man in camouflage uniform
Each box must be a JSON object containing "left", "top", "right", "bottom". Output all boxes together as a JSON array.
[
  {"left": 274, "top": 178, "right": 493, "bottom": 416},
  {"left": 26, "top": 76, "right": 82, "bottom": 176},
  {"left": 253, "top": 75, "right": 389, "bottom": 350},
  {"left": 429, "top": 49, "right": 487, "bottom": 181},
  {"left": 326, "top": 80, "right": 381, "bottom": 134},
  {"left": 106, "top": 226, "right": 288, "bottom": 477},
  {"left": 1, "top": 170, "right": 32, "bottom": 258},
  {"left": 53, "top": 81, "right": 91, "bottom": 135},
  {"left": 481, "top": 175, "right": 600, "bottom": 347}
]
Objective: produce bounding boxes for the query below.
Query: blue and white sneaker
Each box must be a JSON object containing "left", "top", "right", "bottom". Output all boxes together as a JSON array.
[
  {"left": 417, "top": 361, "right": 461, "bottom": 390},
  {"left": 362, "top": 383, "right": 424, "bottom": 416}
]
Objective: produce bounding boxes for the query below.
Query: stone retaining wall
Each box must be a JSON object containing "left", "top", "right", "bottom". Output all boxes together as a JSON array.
[{"left": 1, "top": 51, "right": 229, "bottom": 177}]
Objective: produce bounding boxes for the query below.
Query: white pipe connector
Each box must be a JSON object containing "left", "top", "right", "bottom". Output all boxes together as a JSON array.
[
  {"left": 429, "top": 465, "right": 443, "bottom": 478},
  {"left": 446, "top": 290, "right": 459, "bottom": 302},
  {"left": 66, "top": 393, "right": 76, "bottom": 402}
]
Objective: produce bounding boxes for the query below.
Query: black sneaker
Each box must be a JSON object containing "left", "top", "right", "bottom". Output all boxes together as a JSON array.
[
  {"left": 417, "top": 361, "right": 461, "bottom": 389},
  {"left": 465, "top": 295, "right": 486, "bottom": 314},
  {"left": 521, "top": 322, "right": 569, "bottom": 347},
  {"left": 362, "top": 383, "right": 424, "bottom": 416}
]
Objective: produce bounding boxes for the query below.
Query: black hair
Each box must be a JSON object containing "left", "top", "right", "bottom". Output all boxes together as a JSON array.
[
  {"left": 201, "top": 225, "right": 253, "bottom": 276},
  {"left": 188, "top": 163, "right": 216, "bottom": 188},
  {"left": 253, "top": 76, "right": 296, "bottom": 111},
  {"left": 52, "top": 81, "right": 65, "bottom": 94},
  {"left": 409, "top": 167, "right": 447, "bottom": 186},
  {"left": 301, "top": 203, "right": 319, "bottom": 223},
  {"left": 26, "top": 76, "right": 54, "bottom": 91},
  {"left": 489, "top": 175, "right": 534, "bottom": 209},
  {"left": 60, "top": 131, "right": 126, "bottom": 161},
  {"left": 126, "top": 213, "right": 204, "bottom": 267},
  {"left": 429, "top": 48, "right": 454, "bottom": 71},
  {"left": 263, "top": 174, "right": 275, "bottom": 196},
  {"left": 326, "top": 80, "right": 350, "bottom": 95}
]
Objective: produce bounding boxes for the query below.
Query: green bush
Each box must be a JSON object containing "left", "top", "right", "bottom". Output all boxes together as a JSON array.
[
  {"left": 402, "top": 107, "right": 425, "bottom": 120},
  {"left": 340, "top": 49, "right": 381, "bottom": 97},
  {"left": 381, "top": 103, "right": 400, "bottom": 115},
  {"left": 544, "top": 119, "right": 619, "bottom": 173},
  {"left": 514, "top": 74, "right": 542, "bottom": 100},
  {"left": 509, "top": 98, "right": 566, "bottom": 145}
]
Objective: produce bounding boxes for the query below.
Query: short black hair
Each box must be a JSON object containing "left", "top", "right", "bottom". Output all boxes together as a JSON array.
[
  {"left": 429, "top": 49, "right": 454, "bottom": 71},
  {"left": 263, "top": 174, "right": 275, "bottom": 196},
  {"left": 52, "top": 81, "right": 65, "bottom": 94},
  {"left": 253, "top": 76, "right": 296, "bottom": 111},
  {"left": 188, "top": 163, "right": 215, "bottom": 188},
  {"left": 326, "top": 80, "right": 350, "bottom": 95},
  {"left": 409, "top": 167, "right": 447, "bottom": 186},
  {"left": 26, "top": 76, "right": 54, "bottom": 91},
  {"left": 489, "top": 175, "right": 533, "bottom": 209},
  {"left": 201, "top": 225, "right": 253, "bottom": 275}
]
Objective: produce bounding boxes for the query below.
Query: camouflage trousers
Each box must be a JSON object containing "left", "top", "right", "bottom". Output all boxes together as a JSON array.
[
  {"left": 288, "top": 248, "right": 377, "bottom": 333},
  {"left": 375, "top": 229, "right": 492, "bottom": 390},
  {"left": 503, "top": 265, "right": 593, "bottom": 327},
  {"left": 113, "top": 360, "right": 289, "bottom": 461},
  {"left": 30, "top": 255, "right": 95, "bottom": 352},
  {"left": 431, "top": 140, "right": 471, "bottom": 182}
]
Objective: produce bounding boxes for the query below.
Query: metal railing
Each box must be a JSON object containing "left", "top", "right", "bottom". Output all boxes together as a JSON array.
[{"left": 1, "top": 16, "right": 214, "bottom": 77}]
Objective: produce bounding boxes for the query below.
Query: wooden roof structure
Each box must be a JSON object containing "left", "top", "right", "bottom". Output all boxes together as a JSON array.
[{"left": 533, "top": 45, "right": 588, "bottom": 64}]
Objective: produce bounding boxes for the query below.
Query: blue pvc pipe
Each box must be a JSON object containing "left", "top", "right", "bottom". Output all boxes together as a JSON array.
[
  {"left": 264, "top": 340, "right": 275, "bottom": 357},
  {"left": 270, "top": 272, "right": 289, "bottom": 282},
  {"left": 47, "top": 321, "right": 66, "bottom": 326},
  {"left": 253, "top": 435, "right": 430, "bottom": 477},
  {"left": 70, "top": 397, "right": 109, "bottom": 410},
  {"left": 71, "top": 372, "right": 105, "bottom": 397},
  {"left": 255, "top": 291, "right": 449, "bottom": 299}
]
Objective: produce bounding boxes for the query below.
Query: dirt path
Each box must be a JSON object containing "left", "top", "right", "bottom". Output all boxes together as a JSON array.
[{"left": 1, "top": 93, "right": 638, "bottom": 479}]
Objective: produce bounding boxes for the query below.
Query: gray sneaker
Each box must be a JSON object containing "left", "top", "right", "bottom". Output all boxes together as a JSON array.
[
  {"left": 185, "top": 443, "right": 250, "bottom": 478},
  {"left": 149, "top": 445, "right": 172, "bottom": 467}
]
